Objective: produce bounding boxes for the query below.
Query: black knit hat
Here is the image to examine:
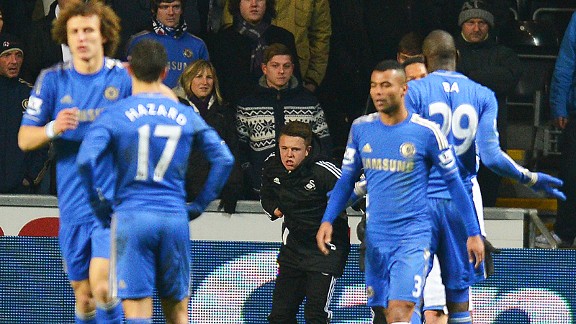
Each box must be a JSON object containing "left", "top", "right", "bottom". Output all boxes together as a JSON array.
[
  {"left": 0, "top": 34, "right": 23, "bottom": 57},
  {"left": 458, "top": 0, "right": 494, "bottom": 28}
]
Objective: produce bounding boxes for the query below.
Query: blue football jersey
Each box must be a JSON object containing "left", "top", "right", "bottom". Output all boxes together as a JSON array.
[
  {"left": 126, "top": 32, "right": 210, "bottom": 88},
  {"left": 78, "top": 93, "right": 222, "bottom": 214},
  {"left": 405, "top": 70, "right": 531, "bottom": 198},
  {"left": 325, "top": 112, "right": 463, "bottom": 241},
  {"left": 21, "top": 58, "right": 132, "bottom": 224}
]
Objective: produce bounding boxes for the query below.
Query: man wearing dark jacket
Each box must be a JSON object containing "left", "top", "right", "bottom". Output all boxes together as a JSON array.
[
  {"left": 261, "top": 121, "right": 349, "bottom": 323},
  {"left": 0, "top": 34, "right": 48, "bottom": 193},
  {"left": 455, "top": 0, "right": 521, "bottom": 206},
  {"left": 236, "top": 43, "right": 332, "bottom": 198},
  {"left": 210, "top": 0, "right": 300, "bottom": 106}
]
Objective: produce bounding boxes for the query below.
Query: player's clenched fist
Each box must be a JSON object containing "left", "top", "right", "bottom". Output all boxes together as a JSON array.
[{"left": 54, "top": 107, "right": 80, "bottom": 134}]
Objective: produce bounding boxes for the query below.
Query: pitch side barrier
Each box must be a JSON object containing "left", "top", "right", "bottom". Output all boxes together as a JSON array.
[
  {"left": 0, "top": 195, "right": 573, "bottom": 323},
  {"left": 0, "top": 195, "right": 533, "bottom": 246}
]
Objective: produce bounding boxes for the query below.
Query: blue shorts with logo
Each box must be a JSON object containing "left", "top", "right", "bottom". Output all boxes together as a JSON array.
[
  {"left": 111, "top": 210, "right": 190, "bottom": 301},
  {"left": 364, "top": 233, "right": 430, "bottom": 308}
]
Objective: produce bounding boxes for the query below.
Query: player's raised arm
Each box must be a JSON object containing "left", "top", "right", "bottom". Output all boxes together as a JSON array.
[{"left": 476, "top": 105, "right": 565, "bottom": 200}]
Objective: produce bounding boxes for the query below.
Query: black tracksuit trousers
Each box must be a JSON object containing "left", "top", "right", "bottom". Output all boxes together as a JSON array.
[{"left": 268, "top": 264, "right": 336, "bottom": 324}]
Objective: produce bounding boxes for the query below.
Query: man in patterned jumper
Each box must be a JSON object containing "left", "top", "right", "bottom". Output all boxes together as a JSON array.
[{"left": 236, "top": 43, "right": 332, "bottom": 198}]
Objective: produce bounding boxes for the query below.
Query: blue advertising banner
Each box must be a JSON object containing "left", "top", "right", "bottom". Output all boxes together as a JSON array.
[{"left": 0, "top": 237, "right": 575, "bottom": 323}]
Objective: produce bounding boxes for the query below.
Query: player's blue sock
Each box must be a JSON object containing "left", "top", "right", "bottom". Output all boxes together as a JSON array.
[
  {"left": 75, "top": 310, "right": 96, "bottom": 324},
  {"left": 125, "top": 319, "right": 152, "bottom": 324},
  {"left": 448, "top": 311, "right": 472, "bottom": 323},
  {"left": 96, "top": 298, "right": 123, "bottom": 323}
]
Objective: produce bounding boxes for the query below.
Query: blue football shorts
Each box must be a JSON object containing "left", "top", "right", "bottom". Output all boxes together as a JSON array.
[
  {"left": 111, "top": 210, "right": 190, "bottom": 301},
  {"left": 59, "top": 220, "right": 110, "bottom": 281},
  {"left": 428, "top": 197, "right": 485, "bottom": 292},
  {"left": 364, "top": 233, "right": 430, "bottom": 308}
]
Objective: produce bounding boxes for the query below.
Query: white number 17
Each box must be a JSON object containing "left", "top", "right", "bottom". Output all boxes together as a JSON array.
[{"left": 135, "top": 124, "right": 182, "bottom": 182}]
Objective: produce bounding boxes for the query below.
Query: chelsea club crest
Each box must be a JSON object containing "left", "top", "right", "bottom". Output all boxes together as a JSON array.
[
  {"left": 104, "top": 86, "right": 119, "bottom": 101},
  {"left": 183, "top": 48, "right": 193, "bottom": 58},
  {"left": 399, "top": 142, "right": 416, "bottom": 158}
]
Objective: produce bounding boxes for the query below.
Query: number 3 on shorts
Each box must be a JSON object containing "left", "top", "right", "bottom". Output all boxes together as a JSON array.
[{"left": 412, "top": 274, "right": 424, "bottom": 298}]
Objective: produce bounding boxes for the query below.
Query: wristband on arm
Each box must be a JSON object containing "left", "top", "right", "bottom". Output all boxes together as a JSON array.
[{"left": 45, "top": 120, "right": 60, "bottom": 139}]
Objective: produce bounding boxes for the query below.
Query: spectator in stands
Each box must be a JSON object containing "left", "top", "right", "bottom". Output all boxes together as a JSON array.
[
  {"left": 236, "top": 43, "right": 331, "bottom": 198},
  {"left": 106, "top": 0, "right": 201, "bottom": 60},
  {"left": 455, "top": 0, "right": 521, "bottom": 207},
  {"left": 397, "top": 31, "right": 424, "bottom": 64},
  {"left": 270, "top": 0, "right": 331, "bottom": 93},
  {"left": 196, "top": 0, "right": 226, "bottom": 40},
  {"left": 0, "top": 34, "right": 48, "bottom": 194},
  {"left": 435, "top": 0, "right": 514, "bottom": 37},
  {"left": 176, "top": 59, "right": 243, "bottom": 214},
  {"left": 22, "top": 0, "right": 73, "bottom": 83},
  {"left": 223, "top": 0, "right": 330, "bottom": 93},
  {"left": 537, "top": 12, "right": 576, "bottom": 248},
  {"left": 210, "top": 0, "right": 299, "bottom": 106},
  {"left": 126, "top": 0, "right": 209, "bottom": 88}
]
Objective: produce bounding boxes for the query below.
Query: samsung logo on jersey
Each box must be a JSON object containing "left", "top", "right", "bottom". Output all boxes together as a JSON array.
[
  {"left": 125, "top": 103, "right": 187, "bottom": 125},
  {"left": 362, "top": 158, "right": 414, "bottom": 172},
  {"left": 168, "top": 61, "right": 187, "bottom": 72},
  {"left": 79, "top": 108, "right": 105, "bottom": 122}
]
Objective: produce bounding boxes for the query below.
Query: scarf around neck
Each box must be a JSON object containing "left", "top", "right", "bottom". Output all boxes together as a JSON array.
[
  {"left": 188, "top": 93, "right": 213, "bottom": 115},
  {"left": 152, "top": 15, "right": 188, "bottom": 38},
  {"left": 235, "top": 16, "right": 270, "bottom": 73}
]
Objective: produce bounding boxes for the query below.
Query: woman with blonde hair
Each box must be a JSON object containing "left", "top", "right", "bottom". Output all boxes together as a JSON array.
[
  {"left": 178, "top": 59, "right": 224, "bottom": 109},
  {"left": 177, "top": 59, "right": 243, "bottom": 212}
]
